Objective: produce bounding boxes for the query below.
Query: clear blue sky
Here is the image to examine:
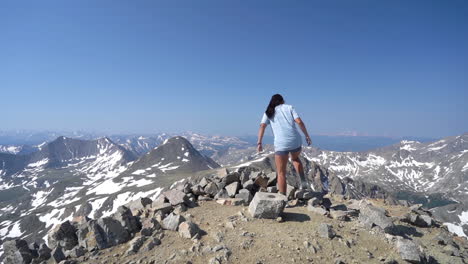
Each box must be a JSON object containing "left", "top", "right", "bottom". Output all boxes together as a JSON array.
[{"left": 1, "top": 1, "right": 467, "bottom": 138}]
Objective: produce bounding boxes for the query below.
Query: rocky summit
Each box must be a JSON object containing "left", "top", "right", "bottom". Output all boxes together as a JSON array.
[
  {"left": 0, "top": 134, "right": 467, "bottom": 264},
  {"left": 2, "top": 161, "right": 468, "bottom": 264}
]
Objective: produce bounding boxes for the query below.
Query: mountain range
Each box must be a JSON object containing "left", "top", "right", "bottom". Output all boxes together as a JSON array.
[{"left": 0, "top": 132, "right": 466, "bottom": 263}]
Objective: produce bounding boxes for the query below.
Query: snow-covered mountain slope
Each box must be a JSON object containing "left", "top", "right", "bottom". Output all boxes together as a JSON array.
[{"left": 0, "top": 136, "right": 221, "bottom": 261}]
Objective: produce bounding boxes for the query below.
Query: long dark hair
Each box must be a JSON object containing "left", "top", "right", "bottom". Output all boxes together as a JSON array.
[{"left": 265, "top": 94, "right": 284, "bottom": 118}]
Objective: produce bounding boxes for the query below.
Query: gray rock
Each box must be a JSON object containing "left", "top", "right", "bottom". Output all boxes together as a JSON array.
[
  {"left": 442, "top": 244, "right": 460, "bottom": 256},
  {"left": 330, "top": 210, "right": 350, "bottom": 221},
  {"left": 48, "top": 221, "right": 79, "bottom": 251},
  {"left": 178, "top": 221, "right": 201, "bottom": 239},
  {"left": 267, "top": 186, "right": 278, "bottom": 193},
  {"left": 161, "top": 213, "right": 185, "bottom": 231},
  {"left": 395, "top": 237, "right": 424, "bottom": 263},
  {"left": 265, "top": 172, "right": 277, "bottom": 186},
  {"left": 308, "top": 206, "right": 328, "bottom": 216},
  {"left": 51, "top": 246, "right": 66, "bottom": 263},
  {"left": 295, "top": 190, "right": 320, "bottom": 200},
  {"left": 225, "top": 182, "right": 240, "bottom": 197},
  {"left": 126, "top": 236, "right": 147, "bottom": 255},
  {"left": 240, "top": 172, "right": 249, "bottom": 184},
  {"left": 3, "top": 239, "right": 35, "bottom": 264},
  {"left": 235, "top": 191, "right": 253, "bottom": 204},
  {"left": 145, "top": 237, "right": 161, "bottom": 251},
  {"left": 140, "top": 218, "right": 161, "bottom": 236},
  {"left": 191, "top": 184, "right": 205, "bottom": 195},
  {"left": 317, "top": 223, "right": 335, "bottom": 239},
  {"left": 404, "top": 213, "right": 434, "bottom": 227},
  {"left": 223, "top": 172, "right": 240, "bottom": 185},
  {"left": 152, "top": 202, "right": 173, "bottom": 215},
  {"left": 286, "top": 184, "right": 296, "bottom": 199},
  {"left": 97, "top": 217, "right": 131, "bottom": 246},
  {"left": 76, "top": 219, "right": 108, "bottom": 250},
  {"left": 307, "top": 197, "right": 321, "bottom": 207},
  {"left": 163, "top": 189, "right": 188, "bottom": 206},
  {"left": 65, "top": 246, "right": 86, "bottom": 258},
  {"left": 358, "top": 204, "right": 395, "bottom": 233},
  {"left": 248, "top": 192, "right": 287, "bottom": 219},
  {"left": 37, "top": 243, "right": 52, "bottom": 261},
  {"left": 113, "top": 206, "right": 141, "bottom": 234},
  {"left": 204, "top": 182, "right": 219, "bottom": 197},
  {"left": 128, "top": 197, "right": 153, "bottom": 211},
  {"left": 214, "top": 188, "right": 230, "bottom": 199},
  {"left": 199, "top": 177, "right": 209, "bottom": 188},
  {"left": 242, "top": 179, "right": 255, "bottom": 192}
]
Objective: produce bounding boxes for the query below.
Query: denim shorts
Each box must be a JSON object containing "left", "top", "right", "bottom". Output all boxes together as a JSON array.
[{"left": 275, "top": 146, "right": 302, "bottom": 156}]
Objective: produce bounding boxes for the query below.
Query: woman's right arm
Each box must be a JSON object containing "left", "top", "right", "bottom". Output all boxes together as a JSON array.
[
  {"left": 257, "top": 123, "right": 267, "bottom": 152},
  {"left": 294, "top": 118, "right": 312, "bottom": 146}
]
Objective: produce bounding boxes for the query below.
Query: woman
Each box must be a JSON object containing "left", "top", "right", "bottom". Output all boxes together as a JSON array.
[{"left": 257, "top": 94, "right": 312, "bottom": 196}]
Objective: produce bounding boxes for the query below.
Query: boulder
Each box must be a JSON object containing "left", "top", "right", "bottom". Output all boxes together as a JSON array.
[
  {"left": 295, "top": 190, "right": 321, "bottom": 200},
  {"left": 48, "top": 221, "right": 79, "bottom": 251},
  {"left": 254, "top": 176, "right": 269, "bottom": 188},
  {"left": 330, "top": 210, "right": 350, "bottom": 221},
  {"left": 161, "top": 213, "right": 185, "bottom": 231},
  {"left": 404, "top": 213, "right": 434, "bottom": 228},
  {"left": 248, "top": 192, "right": 287, "bottom": 219},
  {"left": 225, "top": 182, "right": 240, "bottom": 197},
  {"left": 163, "top": 189, "right": 188, "bottom": 206},
  {"left": 145, "top": 237, "right": 161, "bottom": 251},
  {"left": 198, "top": 177, "right": 209, "bottom": 188},
  {"left": 239, "top": 172, "right": 249, "bottom": 184},
  {"left": 128, "top": 197, "right": 153, "bottom": 211},
  {"left": 214, "top": 188, "right": 230, "bottom": 199},
  {"left": 178, "top": 221, "right": 201, "bottom": 239},
  {"left": 395, "top": 237, "right": 424, "bottom": 263},
  {"left": 37, "top": 243, "right": 52, "bottom": 262},
  {"left": 191, "top": 184, "right": 205, "bottom": 195},
  {"left": 3, "top": 239, "right": 35, "bottom": 264},
  {"left": 64, "top": 246, "right": 86, "bottom": 258},
  {"left": 204, "top": 182, "right": 219, "bottom": 197},
  {"left": 235, "top": 190, "right": 253, "bottom": 204},
  {"left": 140, "top": 218, "right": 161, "bottom": 236},
  {"left": 307, "top": 197, "right": 321, "bottom": 207},
  {"left": 126, "top": 236, "right": 147, "bottom": 255},
  {"left": 97, "top": 217, "right": 131, "bottom": 247},
  {"left": 76, "top": 219, "right": 108, "bottom": 250},
  {"left": 222, "top": 172, "right": 240, "bottom": 185},
  {"left": 249, "top": 171, "right": 261, "bottom": 180},
  {"left": 265, "top": 172, "right": 277, "bottom": 186},
  {"left": 113, "top": 206, "right": 141, "bottom": 234},
  {"left": 51, "top": 246, "right": 66, "bottom": 263},
  {"left": 358, "top": 204, "right": 395, "bottom": 233},
  {"left": 242, "top": 180, "right": 255, "bottom": 192},
  {"left": 183, "top": 182, "right": 192, "bottom": 193},
  {"left": 152, "top": 202, "right": 173, "bottom": 215},
  {"left": 267, "top": 186, "right": 278, "bottom": 193},
  {"left": 308, "top": 206, "right": 328, "bottom": 216},
  {"left": 317, "top": 223, "right": 335, "bottom": 239},
  {"left": 286, "top": 184, "right": 296, "bottom": 199}
]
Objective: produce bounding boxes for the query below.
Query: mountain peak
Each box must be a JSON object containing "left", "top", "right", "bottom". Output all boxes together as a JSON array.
[{"left": 125, "top": 136, "right": 220, "bottom": 175}]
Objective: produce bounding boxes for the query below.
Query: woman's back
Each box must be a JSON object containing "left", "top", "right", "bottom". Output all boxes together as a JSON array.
[{"left": 261, "top": 104, "right": 302, "bottom": 151}]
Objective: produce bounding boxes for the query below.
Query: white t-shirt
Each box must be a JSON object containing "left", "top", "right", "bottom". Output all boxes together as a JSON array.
[{"left": 260, "top": 104, "right": 302, "bottom": 151}]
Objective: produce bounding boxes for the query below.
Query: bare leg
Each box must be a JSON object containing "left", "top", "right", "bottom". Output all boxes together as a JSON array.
[
  {"left": 275, "top": 154, "right": 289, "bottom": 194},
  {"left": 290, "top": 150, "right": 308, "bottom": 189}
]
